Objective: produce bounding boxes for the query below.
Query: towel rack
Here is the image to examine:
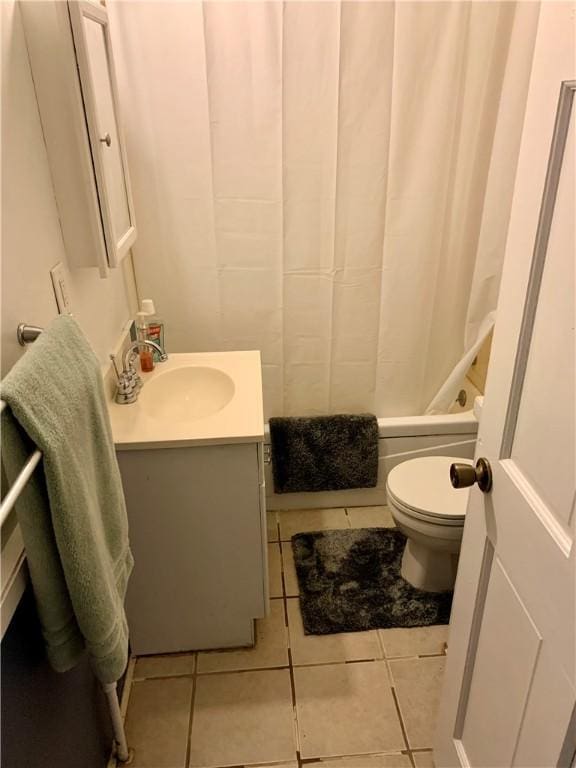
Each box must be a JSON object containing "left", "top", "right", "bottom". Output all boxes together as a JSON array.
[
  {"left": 1, "top": 321, "right": 45, "bottom": 526},
  {"left": 0, "top": 329, "right": 131, "bottom": 764},
  {"left": 17, "top": 324, "right": 43, "bottom": 346},
  {"left": 0, "top": 401, "right": 43, "bottom": 529}
]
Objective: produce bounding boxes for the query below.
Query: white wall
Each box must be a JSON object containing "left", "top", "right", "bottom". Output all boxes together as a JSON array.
[{"left": 1, "top": 0, "right": 137, "bottom": 378}]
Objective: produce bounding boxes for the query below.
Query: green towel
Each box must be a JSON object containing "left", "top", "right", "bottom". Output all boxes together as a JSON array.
[{"left": 1, "top": 315, "right": 133, "bottom": 683}]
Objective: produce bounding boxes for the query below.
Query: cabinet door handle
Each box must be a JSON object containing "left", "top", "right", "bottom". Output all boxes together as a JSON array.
[{"left": 99, "top": 133, "right": 112, "bottom": 147}]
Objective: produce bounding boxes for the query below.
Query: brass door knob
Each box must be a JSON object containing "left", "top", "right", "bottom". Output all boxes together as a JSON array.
[
  {"left": 450, "top": 458, "right": 493, "bottom": 493},
  {"left": 100, "top": 133, "right": 112, "bottom": 147}
]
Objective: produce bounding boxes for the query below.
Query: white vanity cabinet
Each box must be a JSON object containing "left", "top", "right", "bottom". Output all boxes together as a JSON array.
[
  {"left": 21, "top": 1, "right": 136, "bottom": 277},
  {"left": 118, "top": 442, "right": 268, "bottom": 655},
  {"left": 109, "top": 350, "right": 267, "bottom": 654}
]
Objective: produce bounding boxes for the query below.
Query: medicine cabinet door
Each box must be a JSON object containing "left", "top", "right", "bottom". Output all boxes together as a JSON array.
[{"left": 68, "top": 0, "right": 137, "bottom": 268}]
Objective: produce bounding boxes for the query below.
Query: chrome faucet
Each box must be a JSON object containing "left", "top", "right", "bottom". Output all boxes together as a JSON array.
[
  {"left": 123, "top": 339, "right": 168, "bottom": 370},
  {"left": 112, "top": 340, "right": 168, "bottom": 405}
]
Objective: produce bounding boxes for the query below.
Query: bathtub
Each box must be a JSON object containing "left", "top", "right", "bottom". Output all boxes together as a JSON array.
[{"left": 264, "top": 379, "right": 481, "bottom": 511}]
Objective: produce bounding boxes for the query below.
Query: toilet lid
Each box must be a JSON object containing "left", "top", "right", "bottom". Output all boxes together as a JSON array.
[{"left": 386, "top": 456, "right": 471, "bottom": 520}]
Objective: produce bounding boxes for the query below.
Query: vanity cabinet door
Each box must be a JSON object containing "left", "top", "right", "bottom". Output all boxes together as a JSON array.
[
  {"left": 119, "top": 442, "right": 268, "bottom": 655},
  {"left": 68, "top": 1, "right": 136, "bottom": 268}
]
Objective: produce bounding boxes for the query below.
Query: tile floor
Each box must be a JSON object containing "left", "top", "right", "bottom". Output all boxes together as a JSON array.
[{"left": 123, "top": 506, "right": 447, "bottom": 768}]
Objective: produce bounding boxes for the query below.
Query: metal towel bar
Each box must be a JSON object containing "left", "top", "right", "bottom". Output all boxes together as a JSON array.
[
  {"left": 17, "top": 324, "right": 43, "bottom": 346},
  {"left": 0, "top": 328, "right": 131, "bottom": 764},
  {"left": 0, "top": 401, "right": 43, "bottom": 529}
]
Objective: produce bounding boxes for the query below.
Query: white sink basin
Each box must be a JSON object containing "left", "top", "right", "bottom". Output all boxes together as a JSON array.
[
  {"left": 138, "top": 366, "right": 235, "bottom": 423},
  {"left": 109, "top": 351, "right": 263, "bottom": 448}
]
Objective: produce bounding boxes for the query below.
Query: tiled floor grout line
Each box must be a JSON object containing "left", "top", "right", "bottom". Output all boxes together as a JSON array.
[
  {"left": 385, "top": 655, "right": 420, "bottom": 765},
  {"left": 376, "top": 625, "right": 387, "bottom": 659},
  {"left": 184, "top": 657, "right": 198, "bottom": 768},
  {"left": 391, "top": 685, "right": 415, "bottom": 767},
  {"left": 133, "top": 655, "right": 445, "bottom": 682},
  {"left": 387, "top": 655, "right": 439, "bottom": 760},
  {"left": 280, "top": 540, "right": 299, "bottom": 599},
  {"left": 207, "top": 752, "right": 424, "bottom": 768},
  {"left": 282, "top": 560, "right": 302, "bottom": 768},
  {"left": 282, "top": 591, "right": 289, "bottom": 628},
  {"left": 298, "top": 754, "right": 413, "bottom": 766},
  {"left": 132, "top": 672, "right": 196, "bottom": 683},
  {"left": 131, "top": 656, "right": 439, "bottom": 681},
  {"left": 197, "top": 664, "right": 291, "bottom": 676},
  {"left": 383, "top": 655, "right": 394, "bottom": 683},
  {"left": 279, "top": 537, "right": 303, "bottom": 768},
  {"left": 195, "top": 755, "right": 426, "bottom": 768},
  {"left": 343, "top": 657, "right": 384, "bottom": 665},
  {"left": 287, "top": 645, "right": 303, "bottom": 768},
  {"left": 279, "top": 537, "right": 289, "bottom": 599}
]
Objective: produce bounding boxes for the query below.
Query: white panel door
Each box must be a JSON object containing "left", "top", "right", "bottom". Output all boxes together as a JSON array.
[
  {"left": 435, "top": 7, "right": 575, "bottom": 766},
  {"left": 68, "top": 0, "right": 136, "bottom": 268}
]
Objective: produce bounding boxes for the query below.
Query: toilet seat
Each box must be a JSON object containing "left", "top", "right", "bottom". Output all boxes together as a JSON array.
[
  {"left": 386, "top": 456, "right": 471, "bottom": 524},
  {"left": 388, "top": 492, "right": 465, "bottom": 527}
]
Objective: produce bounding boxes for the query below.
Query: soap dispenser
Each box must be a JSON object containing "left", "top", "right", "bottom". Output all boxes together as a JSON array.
[
  {"left": 141, "top": 299, "right": 165, "bottom": 363},
  {"left": 136, "top": 311, "right": 154, "bottom": 372}
]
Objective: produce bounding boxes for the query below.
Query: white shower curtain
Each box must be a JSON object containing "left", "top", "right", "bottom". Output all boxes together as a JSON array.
[{"left": 111, "top": 1, "right": 539, "bottom": 419}]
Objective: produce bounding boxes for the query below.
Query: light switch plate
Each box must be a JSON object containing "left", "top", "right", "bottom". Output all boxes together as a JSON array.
[{"left": 50, "top": 262, "right": 73, "bottom": 315}]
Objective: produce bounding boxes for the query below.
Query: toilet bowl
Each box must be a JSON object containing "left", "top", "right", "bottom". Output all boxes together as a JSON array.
[{"left": 386, "top": 456, "right": 472, "bottom": 592}]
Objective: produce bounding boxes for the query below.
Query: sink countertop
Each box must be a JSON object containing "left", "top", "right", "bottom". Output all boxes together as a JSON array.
[{"left": 108, "top": 351, "right": 264, "bottom": 450}]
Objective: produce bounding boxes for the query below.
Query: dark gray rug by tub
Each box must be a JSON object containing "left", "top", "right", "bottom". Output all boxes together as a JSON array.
[
  {"left": 292, "top": 528, "right": 452, "bottom": 634},
  {"left": 269, "top": 413, "right": 378, "bottom": 493}
]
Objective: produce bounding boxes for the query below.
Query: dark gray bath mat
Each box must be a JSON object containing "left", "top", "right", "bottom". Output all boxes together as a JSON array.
[
  {"left": 292, "top": 528, "right": 452, "bottom": 634},
  {"left": 269, "top": 414, "right": 378, "bottom": 493}
]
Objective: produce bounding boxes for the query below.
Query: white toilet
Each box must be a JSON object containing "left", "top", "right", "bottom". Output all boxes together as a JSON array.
[{"left": 386, "top": 456, "right": 472, "bottom": 592}]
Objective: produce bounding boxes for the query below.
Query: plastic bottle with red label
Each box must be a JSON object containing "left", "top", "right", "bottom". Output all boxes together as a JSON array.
[{"left": 141, "top": 299, "right": 165, "bottom": 363}]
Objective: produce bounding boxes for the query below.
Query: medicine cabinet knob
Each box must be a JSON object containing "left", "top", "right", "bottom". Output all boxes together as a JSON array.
[
  {"left": 450, "top": 458, "right": 493, "bottom": 493},
  {"left": 99, "top": 133, "right": 112, "bottom": 147}
]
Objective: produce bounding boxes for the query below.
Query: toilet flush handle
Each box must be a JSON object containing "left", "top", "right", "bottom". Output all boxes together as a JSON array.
[{"left": 450, "top": 458, "right": 493, "bottom": 493}]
